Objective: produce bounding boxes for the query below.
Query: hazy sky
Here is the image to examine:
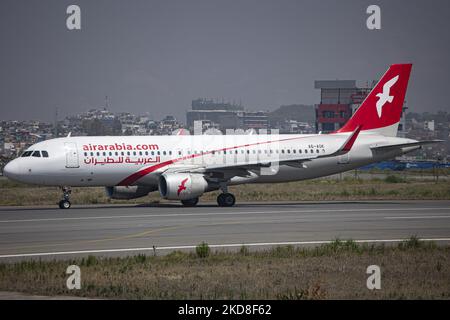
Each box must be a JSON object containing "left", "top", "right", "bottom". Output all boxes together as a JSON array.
[{"left": 1, "top": 0, "right": 449, "bottom": 122}]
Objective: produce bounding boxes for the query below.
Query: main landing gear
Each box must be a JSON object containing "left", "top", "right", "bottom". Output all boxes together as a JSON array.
[
  {"left": 217, "top": 193, "right": 235, "bottom": 207},
  {"left": 216, "top": 183, "right": 235, "bottom": 207},
  {"left": 58, "top": 186, "right": 72, "bottom": 209}
]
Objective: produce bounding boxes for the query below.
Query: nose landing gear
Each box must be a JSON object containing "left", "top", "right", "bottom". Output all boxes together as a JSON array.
[{"left": 58, "top": 187, "right": 72, "bottom": 209}]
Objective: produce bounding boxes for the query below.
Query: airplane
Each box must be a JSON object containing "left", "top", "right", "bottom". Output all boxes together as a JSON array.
[{"left": 2, "top": 64, "right": 442, "bottom": 209}]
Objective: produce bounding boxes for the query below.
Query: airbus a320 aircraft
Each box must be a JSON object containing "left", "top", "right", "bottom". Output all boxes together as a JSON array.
[{"left": 3, "top": 64, "right": 441, "bottom": 209}]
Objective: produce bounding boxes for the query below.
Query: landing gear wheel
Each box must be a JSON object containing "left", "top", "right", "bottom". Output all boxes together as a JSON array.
[
  {"left": 217, "top": 193, "right": 235, "bottom": 207},
  {"left": 58, "top": 186, "right": 72, "bottom": 209},
  {"left": 181, "top": 197, "right": 199, "bottom": 207},
  {"left": 59, "top": 200, "right": 71, "bottom": 209}
]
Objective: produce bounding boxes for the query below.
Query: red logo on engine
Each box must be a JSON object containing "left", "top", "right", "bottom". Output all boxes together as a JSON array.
[{"left": 177, "top": 178, "right": 188, "bottom": 196}]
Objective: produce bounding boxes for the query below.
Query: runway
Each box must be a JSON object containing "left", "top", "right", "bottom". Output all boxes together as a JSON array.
[{"left": 0, "top": 200, "right": 450, "bottom": 261}]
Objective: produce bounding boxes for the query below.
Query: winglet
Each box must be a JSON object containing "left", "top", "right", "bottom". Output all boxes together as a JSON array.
[{"left": 340, "top": 125, "right": 361, "bottom": 153}]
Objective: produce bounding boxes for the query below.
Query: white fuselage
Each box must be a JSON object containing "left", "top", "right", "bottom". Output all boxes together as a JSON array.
[{"left": 4, "top": 133, "right": 419, "bottom": 188}]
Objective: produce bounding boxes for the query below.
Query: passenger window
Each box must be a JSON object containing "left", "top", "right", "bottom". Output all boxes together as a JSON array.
[
  {"left": 32, "top": 151, "right": 41, "bottom": 157},
  {"left": 316, "top": 149, "right": 320, "bottom": 153},
  {"left": 287, "top": 150, "right": 291, "bottom": 154},
  {"left": 163, "top": 151, "right": 166, "bottom": 155},
  {"left": 84, "top": 152, "right": 87, "bottom": 157},
  {"left": 305, "top": 149, "right": 308, "bottom": 154},
  {"left": 299, "top": 149, "right": 302, "bottom": 154}
]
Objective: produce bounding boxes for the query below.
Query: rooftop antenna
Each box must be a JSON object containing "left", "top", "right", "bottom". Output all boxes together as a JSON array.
[
  {"left": 54, "top": 107, "right": 58, "bottom": 137},
  {"left": 105, "top": 95, "right": 109, "bottom": 110}
]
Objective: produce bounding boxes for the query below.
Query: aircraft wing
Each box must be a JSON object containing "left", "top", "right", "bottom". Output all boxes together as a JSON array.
[{"left": 169, "top": 126, "right": 362, "bottom": 176}]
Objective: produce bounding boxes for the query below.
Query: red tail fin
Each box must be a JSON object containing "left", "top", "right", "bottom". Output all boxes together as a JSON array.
[{"left": 337, "top": 64, "right": 412, "bottom": 136}]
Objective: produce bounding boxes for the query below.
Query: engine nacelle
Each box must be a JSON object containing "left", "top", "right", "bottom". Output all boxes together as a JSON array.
[
  {"left": 105, "top": 186, "right": 155, "bottom": 200},
  {"left": 159, "top": 173, "right": 208, "bottom": 200}
]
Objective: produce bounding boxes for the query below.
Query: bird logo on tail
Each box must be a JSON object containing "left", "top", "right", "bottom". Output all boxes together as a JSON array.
[{"left": 376, "top": 75, "right": 399, "bottom": 118}]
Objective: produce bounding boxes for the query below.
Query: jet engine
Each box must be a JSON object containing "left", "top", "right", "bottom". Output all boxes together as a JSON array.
[
  {"left": 105, "top": 186, "right": 156, "bottom": 200},
  {"left": 158, "top": 173, "right": 208, "bottom": 200}
]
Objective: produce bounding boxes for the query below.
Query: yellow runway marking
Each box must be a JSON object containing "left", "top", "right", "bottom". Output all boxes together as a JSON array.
[
  {"left": 2, "top": 219, "right": 301, "bottom": 253},
  {"left": 1, "top": 225, "right": 186, "bottom": 252}
]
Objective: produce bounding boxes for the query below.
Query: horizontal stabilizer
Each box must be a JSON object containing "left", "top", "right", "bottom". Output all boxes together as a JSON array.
[{"left": 370, "top": 140, "right": 443, "bottom": 151}]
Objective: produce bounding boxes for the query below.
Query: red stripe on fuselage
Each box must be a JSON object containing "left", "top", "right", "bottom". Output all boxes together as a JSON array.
[{"left": 116, "top": 135, "right": 327, "bottom": 186}]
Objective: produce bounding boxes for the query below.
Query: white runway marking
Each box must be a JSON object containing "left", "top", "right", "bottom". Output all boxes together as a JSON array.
[
  {"left": 1, "top": 207, "right": 450, "bottom": 224},
  {"left": 1, "top": 238, "right": 449, "bottom": 259},
  {"left": 384, "top": 215, "right": 450, "bottom": 220}
]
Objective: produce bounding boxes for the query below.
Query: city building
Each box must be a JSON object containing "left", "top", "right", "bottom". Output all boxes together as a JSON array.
[
  {"left": 314, "top": 79, "right": 408, "bottom": 136},
  {"left": 314, "top": 80, "right": 373, "bottom": 133},
  {"left": 186, "top": 98, "right": 268, "bottom": 131}
]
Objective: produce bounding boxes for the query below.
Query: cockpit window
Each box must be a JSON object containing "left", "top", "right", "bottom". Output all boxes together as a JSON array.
[
  {"left": 32, "top": 151, "right": 41, "bottom": 157},
  {"left": 21, "top": 151, "right": 32, "bottom": 157},
  {"left": 42, "top": 151, "right": 49, "bottom": 158}
]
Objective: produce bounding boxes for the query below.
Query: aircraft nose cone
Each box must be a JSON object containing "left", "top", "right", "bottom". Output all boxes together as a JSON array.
[{"left": 3, "top": 160, "right": 21, "bottom": 179}]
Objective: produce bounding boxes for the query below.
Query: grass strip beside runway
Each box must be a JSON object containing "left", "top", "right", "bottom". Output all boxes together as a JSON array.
[{"left": 0, "top": 238, "right": 449, "bottom": 299}]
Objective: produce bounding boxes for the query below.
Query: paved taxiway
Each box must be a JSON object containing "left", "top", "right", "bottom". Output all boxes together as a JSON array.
[{"left": 0, "top": 200, "right": 449, "bottom": 261}]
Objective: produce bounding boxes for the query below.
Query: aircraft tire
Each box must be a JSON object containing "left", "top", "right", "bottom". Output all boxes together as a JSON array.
[
  {"left": 181, "top": 197, "right": 199, "bottom": 207},
  {"left": 217, "top": 193, "right": 235, "bottom": 207},
  {"left": 59, "top": 200, "right": 71, "bottom": 209}
]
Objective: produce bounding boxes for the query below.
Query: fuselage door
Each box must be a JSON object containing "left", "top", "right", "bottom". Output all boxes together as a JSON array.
[{"left": 64, "top": 142, "right": 79, "bottom": 168}]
